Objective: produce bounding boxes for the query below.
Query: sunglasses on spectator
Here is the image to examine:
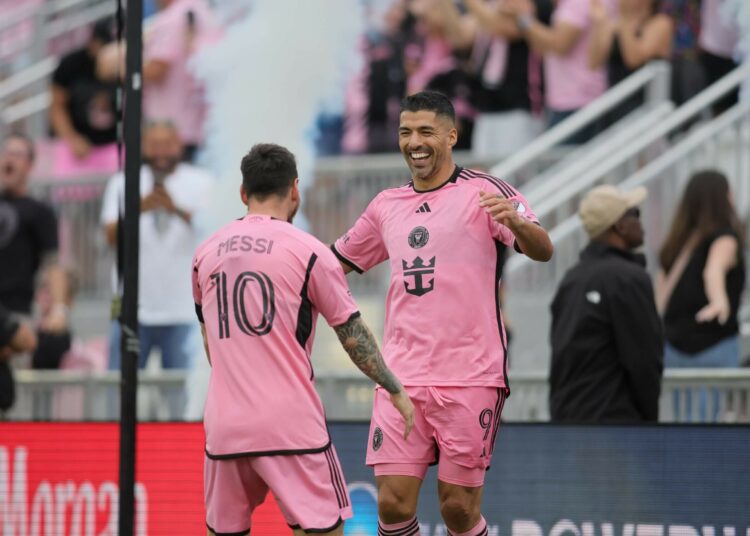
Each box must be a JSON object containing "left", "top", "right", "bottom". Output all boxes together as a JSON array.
[{"left": 623, "top": 207, "right": 640, "bottom": 219}]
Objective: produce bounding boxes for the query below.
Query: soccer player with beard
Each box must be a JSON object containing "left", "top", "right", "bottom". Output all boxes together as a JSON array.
[
  {"left": 332, "top": 91, "right": 553, "bottom": 536},
  {"left": 192, "top": 143, "right": 414, "bottom": 536}
]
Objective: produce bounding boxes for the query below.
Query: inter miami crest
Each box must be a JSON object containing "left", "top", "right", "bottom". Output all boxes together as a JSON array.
[
  {"left": 408, "top": 226, "right": 429, "bottom": 249},
  {"left": 402, "top": 256, "right": 436, "bottom": 297},
  {"left": 373, "top": 427, "right": 383, "bottom": 451}
]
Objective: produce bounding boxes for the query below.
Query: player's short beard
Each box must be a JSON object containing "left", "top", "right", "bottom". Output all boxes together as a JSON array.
[{"left": 287, "top": 200, "right": 299, "bottom": 223}]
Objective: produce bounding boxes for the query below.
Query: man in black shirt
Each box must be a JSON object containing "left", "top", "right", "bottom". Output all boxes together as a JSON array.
[
  {"left": 0, "top": 303, "right": 37, "bottom": 413},
  {"left": 549, "top": 185, "right": 663, "bottom": 422},
  {"left": 0, "top": 134, "right": 68, "bottom": 330},
  {"left": 50, "top": 18, "right": 117, "bottom": 160}
]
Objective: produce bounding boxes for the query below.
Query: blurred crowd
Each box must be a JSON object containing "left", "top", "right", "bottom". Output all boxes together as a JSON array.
[{"left": 23, "top": 0, "right": 744, "bottom": 173}]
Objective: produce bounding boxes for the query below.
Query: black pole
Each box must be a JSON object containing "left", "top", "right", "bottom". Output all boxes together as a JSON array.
[{"left": 119, "top": 0, "right": 142, "bottom": 534}]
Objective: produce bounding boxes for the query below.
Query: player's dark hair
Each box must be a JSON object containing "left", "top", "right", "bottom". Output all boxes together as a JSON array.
[
  {"left": 659, "top": 170, "right": 744, "bottom": 272},
  {"left": 400, "top": 90, "right": 455, "bottom": 124},
  {"left": 6, "top": 132, "right": 35, "bottom": 163},
  {"left": 240, "top": 143, "right": 298, "bottom": 201}
]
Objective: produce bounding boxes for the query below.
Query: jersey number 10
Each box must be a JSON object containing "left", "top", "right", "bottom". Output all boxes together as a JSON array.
[{"left": 210, "top": 271, "right": 276, "bottom": 339}]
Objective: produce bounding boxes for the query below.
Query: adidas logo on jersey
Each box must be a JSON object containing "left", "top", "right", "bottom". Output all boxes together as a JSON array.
[{"left": 415, "top": 202, "right": 431, "bottom": 213}]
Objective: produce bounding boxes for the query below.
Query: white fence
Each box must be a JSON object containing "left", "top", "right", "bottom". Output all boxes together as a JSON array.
[{"left": 5, "top": 369, "right": 750, "bottom": 423}]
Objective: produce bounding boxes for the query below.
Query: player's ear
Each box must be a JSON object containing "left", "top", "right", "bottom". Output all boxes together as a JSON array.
[
  {"left": 290, "top": 178, "right": 300, "bottom": 203},
  {"left": 240, "top": 184, "right": 249, "bottom": 206},
  {"left": 448, "top": 126, "right": 458, "bottom": 148}
]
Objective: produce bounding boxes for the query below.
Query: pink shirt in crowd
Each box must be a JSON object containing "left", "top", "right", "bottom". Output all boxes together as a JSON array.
[
  {"left": 143, "top": 0, "right": 222, "bottom": 146},
  {"left": 333, "top": 167, "right": 539, "bottom": 391},
  {"left": 544, "top": 0, "right": 616, "bottom": 111},
  {"left": 699, "top": 0, "right": 739, "bottom": 58},
  {"left": 192, "top": 215, "right": 359, "bottom": 458}
]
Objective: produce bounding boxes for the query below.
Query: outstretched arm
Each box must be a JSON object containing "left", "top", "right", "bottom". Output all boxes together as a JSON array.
[{"left": 334, "top": 314, "right": 414, "bottom": 438}]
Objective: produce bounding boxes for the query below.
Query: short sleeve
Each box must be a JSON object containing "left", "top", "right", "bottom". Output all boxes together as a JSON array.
[
  {"left": 553, "top": 0, "right": 590, "bottom": 29},
  {"left": 51, "top": 53, "right": 78, "bottom": 88},
  {"left": 100, "top": 174, "right": 123, "bottom": 225},
  {"left": 308, "top": 248, "right": 359, "bottom": 328},
  {"left": 332, "top": 196, "right": 388, "bottom": 273},
  {"left": 192, "top": 255, "right": 204, "bottom": 323},
  {"left": 480, "top": 177, "right": 539, "bottom": 249}
]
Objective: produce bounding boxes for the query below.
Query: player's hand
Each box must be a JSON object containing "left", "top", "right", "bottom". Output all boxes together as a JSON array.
[
  {"left": 695, "top": 299, "right": 730, "bottom": 325},
  {"left": 479, "top": 191, "right": 526, "bottom": 232},
  {"left": 389, "top": 389, "right": 415, "bottom": 440}
]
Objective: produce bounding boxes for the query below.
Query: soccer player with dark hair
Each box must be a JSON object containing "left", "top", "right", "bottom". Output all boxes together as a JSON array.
[
  {"left": 332, "top": 90, "right": 553, "bottom": 536},
  {"left": 192, "top": 143, "right": 414, "bottom": 536}
]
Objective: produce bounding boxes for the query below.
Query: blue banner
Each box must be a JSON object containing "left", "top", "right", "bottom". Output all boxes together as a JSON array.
[{"left": 330, "top": 424, "right": 750, "bottom": 536}]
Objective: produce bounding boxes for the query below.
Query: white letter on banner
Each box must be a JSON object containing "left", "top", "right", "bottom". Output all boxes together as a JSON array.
[
  {"left": 54, "top": 482, "right": 76, "bottom": 536},
  {"left": 551, "top": 520, "right": 582, "bottom": 536},
  {"left": 488, "top": 525, "right": 500, "bottom": 536},
  {"left": 0, "top": 447, "right": 28, "bottom": 536},
  {"left": 582, "top": 522, "right": 595, "bottom": 536},
  {"left": 513, "top": 520, "right": 544, "bottom": 536},
  {"left": 97, "top": 482, "right": 118, "bottom": 536},
  {"left": 637, "top": 525, "right": 664, "bottom": 536},
  {"left": 723, "top": 528, "right": 736, "bottom": 536},
  {"left": 135, "top": 483, "right": 148, "bottom": 536},
  {"left": 703, "top": 527, "right": 715, "bottom": 536},
  {"left": 669, "top": 526, "right": 700, "bottom": 536},
  {"left": 30, "top": 482, "right": 53, "bottom": 536},
  {"left": 70, "top": 483, "right": 96, "bottom": 536}
]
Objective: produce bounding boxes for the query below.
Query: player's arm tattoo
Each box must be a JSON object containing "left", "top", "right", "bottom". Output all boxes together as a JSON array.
[{"left": 334, "top": 315, "right": 402, "bottom": 394}]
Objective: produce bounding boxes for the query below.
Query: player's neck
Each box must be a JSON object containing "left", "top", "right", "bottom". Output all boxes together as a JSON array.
[
  {"left": 246, "top": 199, "right": 290, "bottom": 222},
  {"left": 412, "top": 161, "right": 456, "bottom": 192}
]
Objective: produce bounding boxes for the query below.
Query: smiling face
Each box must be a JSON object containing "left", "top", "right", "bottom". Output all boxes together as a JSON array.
[{"left": 398, "top": 110, "right": 457, "bottom": 188}]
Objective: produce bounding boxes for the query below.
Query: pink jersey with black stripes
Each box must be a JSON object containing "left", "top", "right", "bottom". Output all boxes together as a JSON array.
[
  {"left": 192, "top": 214, "right": 358, "bottom": 458},
  {"left": 333, "top": 166, "right": 538, "bottom": 389}
]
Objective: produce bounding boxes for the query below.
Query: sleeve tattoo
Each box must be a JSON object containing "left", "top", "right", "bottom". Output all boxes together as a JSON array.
[{"left": 334, "top": 315, "right": 402, "bottom": 394}]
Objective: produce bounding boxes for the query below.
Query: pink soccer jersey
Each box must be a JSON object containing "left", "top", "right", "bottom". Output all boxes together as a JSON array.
[
  {"left": 333, "top": 166, "right": 538, "bottom": 390},
  {"left": 192, "top": 214, "right": 359, "bottom": 458}
]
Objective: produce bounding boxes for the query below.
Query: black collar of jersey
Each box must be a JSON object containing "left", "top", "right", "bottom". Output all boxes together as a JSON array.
[{"left": 411, "top": 165, "right": 462, "bottom": 194}]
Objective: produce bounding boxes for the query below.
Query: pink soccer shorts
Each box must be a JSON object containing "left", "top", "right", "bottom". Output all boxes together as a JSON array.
[
  {"left": 205, "top": 444, "right": 352, "bottom": 535},
  {"left": 366, "top": 386, "right": 507, "bottom": 487}
]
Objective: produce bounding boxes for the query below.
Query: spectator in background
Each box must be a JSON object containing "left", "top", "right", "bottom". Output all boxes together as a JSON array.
[
  {"left": 506, "top": 0, "right": 618, "bottom": 143},
  {"left": 101, "top": 122, "right": 212, "bottom": 375},
  {"left": 142, "top": 0, "right": 222, "bottom": 160},
  {"left": 656, "top": 171, "right": 745, "bottom": 421},
  {"left": 432, "top": 0, "right": 552, "bottom": 158},
  {"left": 50, "top": 18, "right": 118, "bottom": 173},
  {"left": 660, "top": 0, "right": 702, "bottom": 105},
  {"left": 0, "top": 303, "right": 37, "bottom": 415},
  {"left": 0, "top": 134, "right": 69, "bottom": 331},
  {"left": 550, "top": 185, "right": 663, "bottom": 422},
  {"left": 699, "top": 0, "right": 740, "bottom": 115},
  {"left": 343, "top": 1, "right": 413, "bottom": 154},
  {"left": 589, "top": 0, "right": 672, "bottom": 124}
]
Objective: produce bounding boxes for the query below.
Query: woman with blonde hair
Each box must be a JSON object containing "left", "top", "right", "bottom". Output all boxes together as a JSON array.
[{"left": 657, "top": 170, "right": 746, "bottom": 420}]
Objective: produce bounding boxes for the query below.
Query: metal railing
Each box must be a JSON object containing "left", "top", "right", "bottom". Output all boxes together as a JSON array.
[
  {"left": 6, "top": 368, "right": 749, "bottom": 423},
  {"left": 504, "top": 66, "right": 750, "bottom": 370},
  {"left": 489, "top": 61, "right": 672, "bottom": 186}
]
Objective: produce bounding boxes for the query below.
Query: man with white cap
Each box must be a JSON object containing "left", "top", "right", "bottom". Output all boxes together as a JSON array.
[{"left": 549, "top": 184, "right": 663, "bottom": 422}]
